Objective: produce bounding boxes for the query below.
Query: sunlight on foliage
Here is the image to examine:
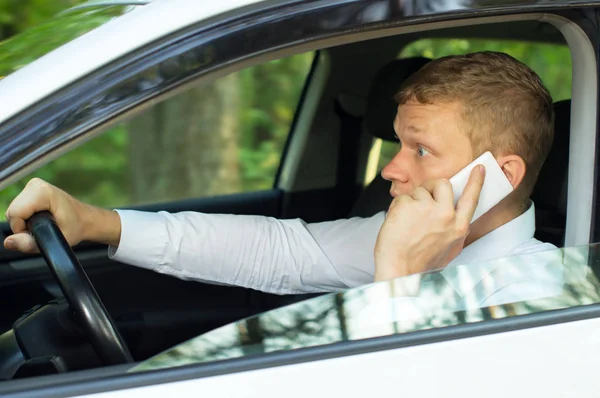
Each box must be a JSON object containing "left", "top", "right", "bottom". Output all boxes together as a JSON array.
[{"left": 0, "top": 5, "right": 127, "bottom": 77}]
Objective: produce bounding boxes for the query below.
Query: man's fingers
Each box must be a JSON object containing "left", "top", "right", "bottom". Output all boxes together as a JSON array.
[
  {"left": 421, "top": 179, "right": 454, "bottom": 204},
  {"left": 431, "top": 179, "right": 454, "bottom": 205},
  {"left": 5, "top": 179, "right": 52, "bottom": 234},
  {"left": 420, "top": 179, "right": 437, "bottom": 193},
  {"left": 410, "top": 187, "right": 433, "bottom": 201},
  {"left": 388, "top": 194, "right": 412, "bottom": 214},
  {"left": 8, "top": 217, "right": 26, "bottom": 236},
  {"left": 4, "top": 233, "right": 39, "bottom": 254},
  {"left": 455, "top": 165, "right": 485, "bottom": 227}
]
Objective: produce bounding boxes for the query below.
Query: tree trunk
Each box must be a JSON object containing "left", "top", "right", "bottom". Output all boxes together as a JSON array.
[{"left": 127, "top": 73, "right": 241, "bottom": 204}]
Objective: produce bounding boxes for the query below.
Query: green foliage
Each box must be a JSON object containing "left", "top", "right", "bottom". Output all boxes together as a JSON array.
[
  {"left": 0, "top": 53, "right": 314, "bottom": 212},
  {"left": 0, "top": 5, "right": 126, "bottom": 77},
  {"left": 237, "top": 54, "right": 314, "bottom": 191},
  {"left": 400, "top": 38, "right": 572, "bottom": 101},
  {"left": 0, "top": 0, "right": 82, "bottom": 34}
]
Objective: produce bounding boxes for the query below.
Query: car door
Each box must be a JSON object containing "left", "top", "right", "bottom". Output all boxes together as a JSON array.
[
  {"left": 0, "top": 0, "right": 330, "bottom": 361},
  {"left": 0, "top": 52, "right": 321, "bottom": 360},
  {"left": 27, "top": 243, "right": 600, "bottom": 398}
]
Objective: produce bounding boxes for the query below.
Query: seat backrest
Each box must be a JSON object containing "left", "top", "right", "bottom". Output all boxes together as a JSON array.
[
  {"left": 350, "top": 57, "right": 431, "bottom": 218},
  {"left": 530, "top": 99, "right": 570, "bottom": 246},
  {"left": 364, "top": 57, "right": 432, "bottom": 142}
]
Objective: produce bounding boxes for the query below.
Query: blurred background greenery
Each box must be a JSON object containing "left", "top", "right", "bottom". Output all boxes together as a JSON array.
[{"left": 0, "top": 1, "right": 572, "bottom": 215}]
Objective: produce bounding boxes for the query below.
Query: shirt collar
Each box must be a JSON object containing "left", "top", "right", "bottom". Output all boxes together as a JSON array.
[{"left": 440, "top": 201, "right": 536, "bottom": 295}]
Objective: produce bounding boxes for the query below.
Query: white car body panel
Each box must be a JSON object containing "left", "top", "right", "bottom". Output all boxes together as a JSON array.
[
  {"left": 0, "top": 0, "right": 265, "bottom": 125},
  {"left": 79, "top": 317, "right": 600, "bottom": 398},
  {"left": 0, "top": 1, "right": 597, "bottom": 396}
]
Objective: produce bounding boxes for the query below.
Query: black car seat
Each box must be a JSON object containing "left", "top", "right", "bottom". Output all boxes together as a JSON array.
[
  {"left": 349, "top": 57, "right": 431, "bottom": 218},
  {"left": 348, "top": 57, "right": 570, "bottom": 247},
  {"left": 530, "top": 99, "right": 570, "bottom": 247}
]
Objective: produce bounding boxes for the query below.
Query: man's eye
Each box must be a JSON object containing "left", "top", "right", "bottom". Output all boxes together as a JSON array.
[{"left": 417, "top": 146, "right": 430, "bottom": 157}]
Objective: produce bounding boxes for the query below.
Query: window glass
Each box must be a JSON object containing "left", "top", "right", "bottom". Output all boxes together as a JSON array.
[
  {"left": 0, "top": 52, "right": 315, "bottom": 211},
  {"left": 375, "top": 39, "right": 571, "bottom": 172},
  {"left": 133, "top": 244, "right": 596, "bottom": 372}
]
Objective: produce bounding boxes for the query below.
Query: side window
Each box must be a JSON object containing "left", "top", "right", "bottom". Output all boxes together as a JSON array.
[
  {"left": 373, "top": 39, "right": 572, "bottom": 173},
  {"left": 0, "top": 52, "right": 315, "bottom": 212}
]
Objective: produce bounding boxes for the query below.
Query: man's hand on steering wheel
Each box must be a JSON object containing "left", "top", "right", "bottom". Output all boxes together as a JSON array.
[
  {"left": 4, "top": 178, "right": 122, "bottom": 252},
  {"left": 4, "top": 180, "right": 133, "bottom": 365}
]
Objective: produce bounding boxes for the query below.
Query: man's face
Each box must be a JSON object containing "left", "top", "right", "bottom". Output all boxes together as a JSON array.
[{"left": 382, "top": 100, "right": 474, "bottom": 197}]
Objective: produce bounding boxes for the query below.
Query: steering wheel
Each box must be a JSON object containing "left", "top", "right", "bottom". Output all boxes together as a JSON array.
[{"left": 27, "top": 211, "right": 132, "bottom": 365}]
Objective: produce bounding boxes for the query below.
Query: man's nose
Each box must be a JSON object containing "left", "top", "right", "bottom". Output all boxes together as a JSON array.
[{"left": 381, "top": 149, "right": 409, "bottom": 183}]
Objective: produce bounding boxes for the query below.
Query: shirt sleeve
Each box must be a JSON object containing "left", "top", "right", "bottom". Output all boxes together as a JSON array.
[{"left": 108, "top": 210, "right": 386, "bottom": 294}]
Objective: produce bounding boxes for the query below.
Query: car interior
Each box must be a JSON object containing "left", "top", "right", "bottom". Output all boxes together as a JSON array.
[{"left": 0, "top": 17, "right": 580, "bottom": 382}]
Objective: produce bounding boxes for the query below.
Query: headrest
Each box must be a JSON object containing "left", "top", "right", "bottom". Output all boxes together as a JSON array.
[
  {"left": 365, "top": 57, "right": 431, "bottom": 141},
  {"left": 531, "top": 99, "right": 570, "bottom": 217}
]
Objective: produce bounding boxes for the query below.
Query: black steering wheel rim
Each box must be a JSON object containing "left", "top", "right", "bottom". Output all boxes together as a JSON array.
[{"left": 27, "top": 211, "right": 132, "bottom": 365}]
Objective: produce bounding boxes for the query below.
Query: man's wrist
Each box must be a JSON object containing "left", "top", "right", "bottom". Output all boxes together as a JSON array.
[
  {"left": 82, "top": 205, "right": 121, "bottom": 247},
  {"left": 374, "top": 257, "right": 411, "bottom": 282}
]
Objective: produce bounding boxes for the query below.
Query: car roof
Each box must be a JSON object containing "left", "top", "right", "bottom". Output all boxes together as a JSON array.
[
  {"left": 0, "top": 0, "right": 265, "bottom": 126},
  {"left": 0, "top": 0, "right": 597, "bottom": 128}
]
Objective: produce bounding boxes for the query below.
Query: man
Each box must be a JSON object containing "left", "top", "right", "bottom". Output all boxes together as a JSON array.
[{"left": 3, "top": 51, "right": 560, "bottom": 305}]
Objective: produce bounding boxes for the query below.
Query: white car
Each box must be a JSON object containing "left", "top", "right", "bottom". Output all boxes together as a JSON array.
[{"left": 0, "top": 0, "right": 599, "bottom": 396}]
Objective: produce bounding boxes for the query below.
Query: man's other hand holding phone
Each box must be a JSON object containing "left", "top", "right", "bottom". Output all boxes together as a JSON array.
[{"left": 374, "top": 165, "right": 485, "bottom": 282}]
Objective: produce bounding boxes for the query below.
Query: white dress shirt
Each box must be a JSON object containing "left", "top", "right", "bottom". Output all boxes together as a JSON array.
[
  {"left": 109, "top": 201, "right": 564, "bottom": 305},
  {"left": 439, "top": 202, "right": 563, "bottom": 307}
]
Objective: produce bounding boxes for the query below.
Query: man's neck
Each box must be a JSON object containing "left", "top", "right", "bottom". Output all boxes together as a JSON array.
[{"left": 464, "top": 200, "right": 528, "bottom": 247}]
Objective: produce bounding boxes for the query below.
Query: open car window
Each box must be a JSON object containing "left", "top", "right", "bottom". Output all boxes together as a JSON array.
[
  {"left": 0, "top": 51, "right": 315, "bottom": 212},
  {"left": 133, "top": 243, "right": 597, "bottom": 372}
]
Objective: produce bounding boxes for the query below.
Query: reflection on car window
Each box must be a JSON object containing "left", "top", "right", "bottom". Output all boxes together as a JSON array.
[{"left": 132, "top": 244, "right": 598, "bottom": 372}]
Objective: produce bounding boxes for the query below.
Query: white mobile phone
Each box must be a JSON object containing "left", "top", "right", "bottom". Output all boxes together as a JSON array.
[{"left": 449, "top": 151, "right": 513, "bottom": 223}]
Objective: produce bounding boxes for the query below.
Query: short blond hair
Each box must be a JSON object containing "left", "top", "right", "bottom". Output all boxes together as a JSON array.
[{"left": 396, "top": 51, "right": 555, "bottom": 204}]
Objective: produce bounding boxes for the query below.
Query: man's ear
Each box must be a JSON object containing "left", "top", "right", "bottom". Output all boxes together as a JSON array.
[{"left": 496, "top": 154, "right": 526, "bottom": 189}]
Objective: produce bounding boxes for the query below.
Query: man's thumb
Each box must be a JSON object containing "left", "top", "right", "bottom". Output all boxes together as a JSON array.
[{"left": 4, "top": 233, "right": 39, "bottom": 254}]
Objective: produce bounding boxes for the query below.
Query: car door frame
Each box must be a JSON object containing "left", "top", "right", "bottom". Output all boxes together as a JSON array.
[{"left": 0, "top": 0, "right": 599, "bottom": 396}]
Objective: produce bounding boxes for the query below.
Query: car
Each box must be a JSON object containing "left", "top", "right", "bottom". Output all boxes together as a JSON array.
[{"left": 1, "top": 0, "right": 600, "bottom": 396}]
